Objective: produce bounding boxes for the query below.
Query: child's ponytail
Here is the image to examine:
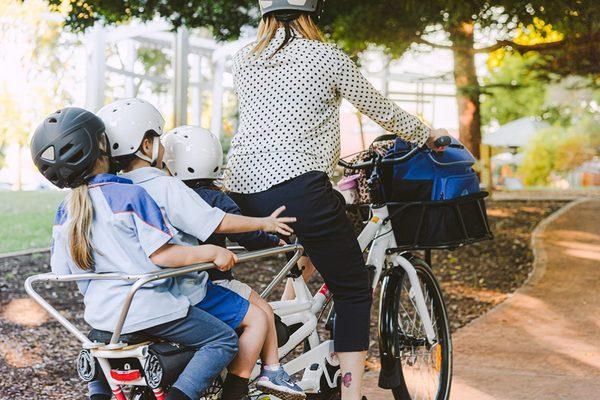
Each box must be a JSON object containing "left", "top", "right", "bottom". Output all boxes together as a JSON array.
[{"left": 68, "top": 185, "right": 94, "bottom": 271}]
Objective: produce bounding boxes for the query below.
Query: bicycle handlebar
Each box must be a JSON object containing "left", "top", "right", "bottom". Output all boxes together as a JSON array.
[{"left": 339, "top": 135, "right": 453, "bottom": 171}]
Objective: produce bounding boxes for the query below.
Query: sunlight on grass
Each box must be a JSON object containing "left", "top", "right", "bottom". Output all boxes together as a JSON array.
[{"left": 0, "top": 190, "right": 66, "bottom": 253}]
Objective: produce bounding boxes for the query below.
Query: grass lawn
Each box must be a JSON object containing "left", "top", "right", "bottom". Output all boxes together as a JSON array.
[{"left": 0, "top": 190, "right": 66, "bottom": 254}]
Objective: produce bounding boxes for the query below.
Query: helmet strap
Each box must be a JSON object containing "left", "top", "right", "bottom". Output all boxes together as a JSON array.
[{"left": 135, "top": 136, "right": 160, "bottom": 167}]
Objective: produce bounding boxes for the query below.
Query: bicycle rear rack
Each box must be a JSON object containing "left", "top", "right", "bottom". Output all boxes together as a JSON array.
[{"left": 24, "top": 244, "right": 304, "bottom": 347}]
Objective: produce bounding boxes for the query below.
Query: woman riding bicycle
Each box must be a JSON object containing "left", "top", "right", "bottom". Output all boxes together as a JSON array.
[{"left": 225, "top": 1, "right": 449, "bottom": 398}]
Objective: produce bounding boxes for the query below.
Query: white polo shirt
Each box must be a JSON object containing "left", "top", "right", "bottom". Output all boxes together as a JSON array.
[
  {"left": 120, "top": 167, "right": 226, "bottom": 305},
  {"left": 50, "top": 174, "right": 190, "bottom": 334}
]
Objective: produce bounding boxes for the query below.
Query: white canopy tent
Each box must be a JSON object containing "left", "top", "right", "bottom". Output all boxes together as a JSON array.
[{"left": 483, "top": 117, "right": 550, "bottom": 148}]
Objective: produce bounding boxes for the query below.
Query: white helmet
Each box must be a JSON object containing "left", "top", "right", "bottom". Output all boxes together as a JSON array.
[
  {"left": 97, "top": 98, "right": 165, "bottom": 164},
  {"left": 162, "top": 126, "right": 223, "bottom": 180}
]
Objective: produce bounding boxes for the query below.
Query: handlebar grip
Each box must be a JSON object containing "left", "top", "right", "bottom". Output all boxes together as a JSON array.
[{"left": 433, "top": 136, "right": 452, "bottom": 148}]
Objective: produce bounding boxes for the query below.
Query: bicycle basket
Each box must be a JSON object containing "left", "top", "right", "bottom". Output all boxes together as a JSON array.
[{"left": 387, "top": 192, "right": 493, "bottom": 250}]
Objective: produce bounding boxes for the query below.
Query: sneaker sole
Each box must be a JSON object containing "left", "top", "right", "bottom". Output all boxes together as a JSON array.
[{"left": 256, "top": 384, "right": 306, "bottom": 400}]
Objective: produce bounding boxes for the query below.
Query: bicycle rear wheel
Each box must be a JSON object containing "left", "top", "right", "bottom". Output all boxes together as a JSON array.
[{"left": 380, "top": 256, "right": 452, "bottom": 400}]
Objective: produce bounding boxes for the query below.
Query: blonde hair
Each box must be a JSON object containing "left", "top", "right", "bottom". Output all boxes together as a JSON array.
[
  {"left": 67, "top": 136, "right": 110, "bottom": 271},
  {"left": 251, "top": 13, "right": 324, "bottom": 57},
  {"left": 67, "top": 185, "right": 94, "bottom": 271}
]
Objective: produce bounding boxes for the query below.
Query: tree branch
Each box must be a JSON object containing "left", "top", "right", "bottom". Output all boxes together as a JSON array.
[
  {"left": 413, "top": 36, "right": 453, "bottom": 49},
  {"left": 475, "top": 39, "right": 566, "bottom": 53}
]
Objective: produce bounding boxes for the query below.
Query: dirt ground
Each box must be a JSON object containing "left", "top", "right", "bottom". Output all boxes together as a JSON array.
[{"left": 0, "top": 200, "right": 565, "bottom": 399}]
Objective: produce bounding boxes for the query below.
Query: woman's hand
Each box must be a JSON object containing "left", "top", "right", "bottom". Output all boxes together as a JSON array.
[
  {"left": 426, "top": 128, "right": 450, "bottom": 151},
  {"left": 261, "top": 206, "right": 297, "bottom": 236},
  {"left": 211, "top": 246, "right": 239, "bottom": 271}
]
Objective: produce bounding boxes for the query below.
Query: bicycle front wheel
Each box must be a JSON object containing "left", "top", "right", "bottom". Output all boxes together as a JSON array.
[{"left": 380, "top": 256, "right": 452, "bottom": 400}]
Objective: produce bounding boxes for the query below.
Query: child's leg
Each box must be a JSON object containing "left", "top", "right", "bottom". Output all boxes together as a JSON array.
[
  {"left": 230, "top": 302, "right": 268, "bottom": 376},
  {"left": 245, "top": 290, "right": 305, "bottom": 400},
  {"left": 195, "top": 281, "right": 268, "bottom": 400},
  {"left": 248, "top": 290, "right": 279, "bottom": 365},
  {"left": 281, "top": 256, "right": 317, "bottom": 301},
  {"left": 143, "top": 307, "right": 238, "bottom": 400}
]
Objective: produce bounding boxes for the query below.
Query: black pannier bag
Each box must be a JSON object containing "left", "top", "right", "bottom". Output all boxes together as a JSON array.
[{"left": 382, "top": 137, "right": 493, "bottom": 249}]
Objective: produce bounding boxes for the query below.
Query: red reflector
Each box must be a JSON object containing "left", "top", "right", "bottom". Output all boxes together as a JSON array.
[{"left": 110, "top": 369, "right": 141, "bottom": 381}]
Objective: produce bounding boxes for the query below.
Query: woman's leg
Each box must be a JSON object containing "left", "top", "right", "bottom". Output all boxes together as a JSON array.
[{"left": 231, "top": 172, "right": 372, "bottom": 400}]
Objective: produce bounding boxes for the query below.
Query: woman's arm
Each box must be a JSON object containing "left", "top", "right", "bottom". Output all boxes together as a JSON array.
[
  {"left": 215, "top": 205, "right": 296, "bottom": 236},
  {"left": 334, "top": 48, "right": 433, "bottom": 147},
  {"left": 150, "top": 243, "right": 238, "bottom": 271}
]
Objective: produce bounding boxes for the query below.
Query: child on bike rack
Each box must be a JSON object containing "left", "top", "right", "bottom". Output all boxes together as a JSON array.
[
  {"left": 31, "top": 107, "right": 241, "bottom": 400},
  {"left": 97, "top": 99, "right": 305, "bottom": 400},
  {"left": 161, "top": 125, "right": 315, "bottom": 395}
]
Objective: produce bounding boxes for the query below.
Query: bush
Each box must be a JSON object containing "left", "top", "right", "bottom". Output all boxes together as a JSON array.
[{"left": 519, "top": 115, "right": 600, "bottom": 186}]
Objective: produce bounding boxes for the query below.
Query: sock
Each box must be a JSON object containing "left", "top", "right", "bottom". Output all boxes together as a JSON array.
[
  {"left": 166, "top": 387, "right": 191, "bottom": 400},
  {"left": 221, "top": 373, "right": 250, "bottom": 400},
  {"left": 90, "top": 395, "right": 111, "bottom": 400},
  {"left": 263, "top": 363, "right": 281, "bottom": 372}
]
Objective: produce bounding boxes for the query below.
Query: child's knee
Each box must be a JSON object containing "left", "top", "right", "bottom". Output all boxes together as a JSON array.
[{"left": 246, "top": 304, "right": 269, "bottom": 331}]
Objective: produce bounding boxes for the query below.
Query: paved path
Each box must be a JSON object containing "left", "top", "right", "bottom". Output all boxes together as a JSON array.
[{"left": 363, "top": 198, "right": 600, "bottom": 400}]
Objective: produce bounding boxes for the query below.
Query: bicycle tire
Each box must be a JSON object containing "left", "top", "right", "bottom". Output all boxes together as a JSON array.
[{"left": 380, "top": 255, "right": 452, "bottom": 400}]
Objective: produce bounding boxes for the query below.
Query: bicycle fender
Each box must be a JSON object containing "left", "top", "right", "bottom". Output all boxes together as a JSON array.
[{"left": 378, "top": 267, "right": 409, "bottom": 391}]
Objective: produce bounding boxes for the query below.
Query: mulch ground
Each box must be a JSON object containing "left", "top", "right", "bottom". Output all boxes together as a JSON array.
[{"left": 0, "top": 200, "right": 565, "bottom": 399}]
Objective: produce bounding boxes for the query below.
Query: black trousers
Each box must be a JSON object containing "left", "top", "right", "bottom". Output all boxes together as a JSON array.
[{"left": 230, "top": 171, "right": 372, "bottom": 352}]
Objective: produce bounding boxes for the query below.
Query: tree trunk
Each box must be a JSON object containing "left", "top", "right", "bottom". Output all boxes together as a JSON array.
[{"left": 450, "top": 23, "right": 481, "bottom": 159}]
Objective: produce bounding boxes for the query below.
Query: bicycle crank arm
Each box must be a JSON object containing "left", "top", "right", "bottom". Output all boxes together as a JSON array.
[{"left": 391, "top": 255, "right": 436, "bottom": 344}]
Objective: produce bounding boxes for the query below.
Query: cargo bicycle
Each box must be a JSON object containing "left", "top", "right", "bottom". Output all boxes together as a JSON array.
[{"left": 24, "top": 136, "right": 491, "bottom": 400}]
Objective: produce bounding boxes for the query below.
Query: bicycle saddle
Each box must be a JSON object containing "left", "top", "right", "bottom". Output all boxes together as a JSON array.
[{"left": 88, "top": 329, "right": 153, "bottom": 345}]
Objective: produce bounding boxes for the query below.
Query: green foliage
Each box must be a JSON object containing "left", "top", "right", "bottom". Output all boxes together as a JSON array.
[
  {"left": 481, "top": 52, "right": 548, "bottom": 126},
  {"left": 519, "top": 115, "right": 600, "bottom": 186},
  {"left": 137, "top": 46, "right": 170, "bottom": 94},
  {"left": 0, "top": 190, "right": 65, "bottom": 253}
]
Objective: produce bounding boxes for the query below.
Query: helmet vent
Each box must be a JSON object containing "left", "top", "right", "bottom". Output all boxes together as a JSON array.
[
  {"left": 48, "top": 118, "right": 58, "bottom": 123},
  {"left": 187, "top": 167, "right": 195, "bottom": 173},
  {"left": 113, "top": 143, "right": 119, "bottom": 150},
  {"left": 68, "top": 149, "right": 84, "bottom": 163},
  {"left": 59, "top": 143, "right": 73, "bottom": 156},
  {"left": 41, "top": 146, "right": 55, "bottom": 161},
  {"left": 213, "top": 166, "right": 219, "bottom": 173},
  {"left": 184, "top": 135, "right": 188, "bottom": 138},
  {"left": 112, "top": 109, "right": 117, "bottom": 112}
]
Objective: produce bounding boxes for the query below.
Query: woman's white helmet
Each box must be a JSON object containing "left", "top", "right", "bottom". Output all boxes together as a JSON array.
[
  {"left": 162, "top": 126, "right": 223, "bottom": 180},
  {"left": 259, "top": 0, "right": 321, "bottom": 16},
  {"left": 96, "top": 98, "right": 165, "bottom": 164}
]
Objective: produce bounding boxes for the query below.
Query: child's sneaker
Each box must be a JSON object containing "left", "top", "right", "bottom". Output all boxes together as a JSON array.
[{"left": 256, "top": 367, "right": 306, "bottom": 400}]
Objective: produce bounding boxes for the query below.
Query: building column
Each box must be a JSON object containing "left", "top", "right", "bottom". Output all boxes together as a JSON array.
[
  {"left": 210, "top": 57, "right": 226, "bottom": 137},
  {"left": 173, "top": 27, "right": 189, "bottom": 127},
  {"left": 85, "top": 24, "right": 106, "bottom": 111}
]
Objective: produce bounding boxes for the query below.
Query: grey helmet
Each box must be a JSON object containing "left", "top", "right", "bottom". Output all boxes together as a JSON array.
[{"left": 259, "top": 0, "right": 321, "bottom": 16}]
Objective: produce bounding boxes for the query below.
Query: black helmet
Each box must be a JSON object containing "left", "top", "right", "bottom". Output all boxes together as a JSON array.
[{"left": 30, "top": 107, "right": 107, "bottom": 188}]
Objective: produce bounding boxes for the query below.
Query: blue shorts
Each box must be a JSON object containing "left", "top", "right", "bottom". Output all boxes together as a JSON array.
[{"left": 194, "top": 280, "right": 249, "bottom": 329}]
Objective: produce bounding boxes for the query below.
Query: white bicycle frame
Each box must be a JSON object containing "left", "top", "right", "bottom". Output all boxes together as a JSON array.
[
  {"left": 257, "top": 204, "right": 437, "bottom": 393},
  {"left": 24, "top": 205, "right": 437, "bottom": 396}
]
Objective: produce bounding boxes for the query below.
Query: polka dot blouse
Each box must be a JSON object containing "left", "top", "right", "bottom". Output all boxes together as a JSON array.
[{"left": 225, "top": 28, "right": 431, "bottom": 194}]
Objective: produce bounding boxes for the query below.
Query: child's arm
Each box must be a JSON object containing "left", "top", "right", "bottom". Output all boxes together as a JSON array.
[
  {"left": 151, "top": 243, "right": 238, "bottom": 271},
  {"left": 215, "top": 205, "right": 296, "bottom": 236}
]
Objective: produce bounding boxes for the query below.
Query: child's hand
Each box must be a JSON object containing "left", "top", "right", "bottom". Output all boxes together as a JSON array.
[
  {"left": 278, "top": 239, "right": 288, "bottom": 246},
  {"left": 262, "top": 206, "right": 296, "bottom": 236},
  {"left": 212, "top": 246, "right": 238, "bottom": 271}
]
